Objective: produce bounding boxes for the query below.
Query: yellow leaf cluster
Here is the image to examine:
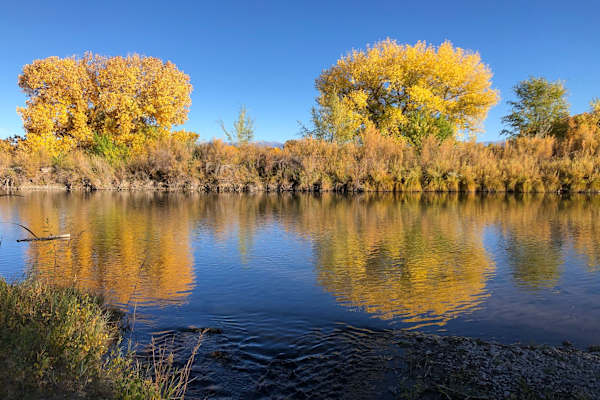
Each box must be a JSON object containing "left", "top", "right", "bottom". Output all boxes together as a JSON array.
[
  {"left": 591, "top": 98, "right": 600, "bottom": 118},
  {"left": 17, "top": 53, "right": 192, "bottom": 156},
  {"left": 316, "top": 39, "right": 500, "bottom": 141},
  {"left": 171, "top": 129, "right": 199, "bottom": 143}
]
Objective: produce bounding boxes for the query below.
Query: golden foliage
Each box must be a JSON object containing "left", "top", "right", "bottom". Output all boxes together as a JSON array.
[
  {"left": 560, "top": 103, "right": 600, "bottom": 156},
  {"left": 17, "top": 53, "right": 192, "bottom": 156},
  {"left": 4, "top": 127, "right": 600, "bottom": 193},
  {"left": 15, "top": 192, "right": 195, "bottom": 306},
  {"left": 315, "top": 39, "right": 499, "bottom": 142}
]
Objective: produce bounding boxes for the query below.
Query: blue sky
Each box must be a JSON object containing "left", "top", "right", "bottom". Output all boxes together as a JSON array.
[{"left": 0, "top": 0, "right": 597, "bottom": 143}]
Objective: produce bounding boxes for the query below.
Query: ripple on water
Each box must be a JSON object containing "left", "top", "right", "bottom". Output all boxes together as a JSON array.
[
  {"left": 4, "top": 192, "right": 600, "bottom": 397},
  {"left": 148, "top": 324, "right": 406, "bottom": 400}
]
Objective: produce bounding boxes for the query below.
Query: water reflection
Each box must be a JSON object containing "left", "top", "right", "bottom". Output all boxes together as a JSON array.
[
  {"left": 17, "top": 192, "right": 195, "bottom": 306},
  {"left": 3, "top": 192, "right": 600, "bottom": 328},
  {"left": 290, "top": 195, "right": 495, "bottom": 327},
  {"left": 485, "top": 195, "right": 600, "bottom": 287}
]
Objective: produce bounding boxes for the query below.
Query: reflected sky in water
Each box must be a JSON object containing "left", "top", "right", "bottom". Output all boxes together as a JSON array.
[{"left": 1, "top": 192, "right": 600, "bottom": 347}]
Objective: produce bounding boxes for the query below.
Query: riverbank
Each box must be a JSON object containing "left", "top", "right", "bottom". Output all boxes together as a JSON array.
[
  {"left": 3, "top": 133, "right": 600, "bottom": 193},
  {"left": 2, "top": 277, "right": 600, "bottom": 399},
  {"left": 397, "top": 331, "right": 600, "bottom": 399},
  {"left": 0, "top": 278, "right": 200, "bottom": 400}
]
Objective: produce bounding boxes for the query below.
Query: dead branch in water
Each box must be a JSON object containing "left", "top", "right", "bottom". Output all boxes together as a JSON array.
[
  {"left": 1, "top": 221, "right": 70, "bottom": 242},
  {"left": 0, "top": 222, "right": 39, "bottom": 238},
  {"left": 16, "top": 234, "right": 71, "bottom": 242}
]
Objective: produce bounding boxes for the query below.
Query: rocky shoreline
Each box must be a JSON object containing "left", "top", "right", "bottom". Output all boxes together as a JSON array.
[{"left": 396, "top": 331, "right": 600, "bottom": 399}]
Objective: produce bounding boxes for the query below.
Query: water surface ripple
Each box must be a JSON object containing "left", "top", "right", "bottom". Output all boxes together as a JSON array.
[{"left": 1, "top": 192, "right": 600, "bottom": 397}]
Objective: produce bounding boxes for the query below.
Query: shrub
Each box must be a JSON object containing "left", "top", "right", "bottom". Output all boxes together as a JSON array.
[
  {"left": 0, "top": 278, "right": 199, "bottom": 399},
  {"left": 3, "top": 128, "right": 600, "bottom": 193}
]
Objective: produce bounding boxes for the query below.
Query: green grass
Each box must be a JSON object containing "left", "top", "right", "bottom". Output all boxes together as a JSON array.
[{"left": 0, "top": 277, "right": 200, "bottom": 399}]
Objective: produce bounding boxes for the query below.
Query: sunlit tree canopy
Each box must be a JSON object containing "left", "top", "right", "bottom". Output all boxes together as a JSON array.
[
  {"left": 17, "top": 53, "right": 192, "bottom": 155},
  {"left": 312, "top": 39, "right": 500, "bottom": 145}
]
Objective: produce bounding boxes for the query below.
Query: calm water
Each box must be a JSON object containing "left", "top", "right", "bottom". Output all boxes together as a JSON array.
[{"left": 1, "top": 192, "right": 600, "bottom": 398}]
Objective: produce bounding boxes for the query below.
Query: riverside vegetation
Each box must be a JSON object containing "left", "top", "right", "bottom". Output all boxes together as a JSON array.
[
  {"left": 1, "top": 40, "right": 599, "bottom": 193},
  {"left": 2, "top": 127, "right": 600, "bottom": 193},
  {"left": 0, "top": 277, "right": 202, "bottom": 399}
]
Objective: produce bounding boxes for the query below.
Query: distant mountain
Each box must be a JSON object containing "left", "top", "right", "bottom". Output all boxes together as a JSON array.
[
  {"left": 200, "top": 139, "right": 285, "bottom": 148},
  {"left": 254, "top": 141, "right": 285, "bottom": 148},
  {"left": 480, "top": 140, "right": 506, "bottom": 146}
]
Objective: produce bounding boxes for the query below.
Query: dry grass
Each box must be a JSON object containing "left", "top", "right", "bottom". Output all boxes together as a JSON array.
[{"left": 2, "top": 118, "right": 600, "bottom": 193}]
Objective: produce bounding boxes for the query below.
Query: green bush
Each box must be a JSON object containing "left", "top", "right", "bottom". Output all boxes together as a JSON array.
[
  {"left": 0, "top": 278, "right": 199, "bottom": 399},
  {"left": 90, "top": 133, "right": 130, "bottom": 165}
]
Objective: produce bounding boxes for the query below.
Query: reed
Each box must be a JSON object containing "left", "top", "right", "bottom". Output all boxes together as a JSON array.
[{"left": 2, "top": 121, "right": 600, "bottom": 193}]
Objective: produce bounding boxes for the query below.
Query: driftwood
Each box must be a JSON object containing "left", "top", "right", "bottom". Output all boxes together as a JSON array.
[
  {"left": 1, "top": 221, "right": 70, "bottom": 243},
  {"left": 17, "top": 234, "right": 71, "bottom": 242}
]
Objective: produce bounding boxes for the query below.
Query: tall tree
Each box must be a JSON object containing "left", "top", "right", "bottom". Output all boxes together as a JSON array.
[
  {"left": 17, "top": 53, "right": 192, "bottom": 155},
  {"left": 501, "top": 77, "right": 569, "bottom": 138},
  {"left": 312, "top": 39, "right": 499, "bottom": 145},
  {"left": 219, "top": 105, "right": 255, "bottom": 144}
]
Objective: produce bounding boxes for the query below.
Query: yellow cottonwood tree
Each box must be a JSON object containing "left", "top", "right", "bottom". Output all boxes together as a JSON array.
[
  {"left": 314, "top": 39, "right": 499, "bottom": 144},
  {"left": 17, "top": 53, "right": 192, "bottom": 155}
]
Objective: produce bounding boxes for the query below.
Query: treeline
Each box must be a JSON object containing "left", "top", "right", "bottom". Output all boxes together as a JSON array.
[
  {"left": 1, "top": 41, "right": 599, "bottom": 192},
  {"left": 3, "top": 124, "right": 600, "bottom": 192}
]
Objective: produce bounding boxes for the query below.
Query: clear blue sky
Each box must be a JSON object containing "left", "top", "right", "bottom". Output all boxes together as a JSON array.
[{"left": 0, "top": 0, "right": 597, "bottom": 143}]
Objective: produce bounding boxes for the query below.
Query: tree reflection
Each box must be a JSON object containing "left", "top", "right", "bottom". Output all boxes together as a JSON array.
[
  {"left": 288, "top": 194, "right": 495, "bottom": 327},
  {"left": 9, "top": 191, "right": 600, "bottom": 324},
  {"left": 18, "top": 192, "right": 195, "bottom": 306}
]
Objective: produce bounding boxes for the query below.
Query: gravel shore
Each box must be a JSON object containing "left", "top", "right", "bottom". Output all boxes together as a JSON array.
[
  {"left": 168, "top": 325, "right": 600, "bottom": 399},
  {"left": 397, "top": 331, "right": 600, "bottom": 399}
]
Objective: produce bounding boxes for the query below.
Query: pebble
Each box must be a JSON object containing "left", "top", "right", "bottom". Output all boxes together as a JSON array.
[{"left": 398, "top": 331, "right": 600, "bottom": 399}]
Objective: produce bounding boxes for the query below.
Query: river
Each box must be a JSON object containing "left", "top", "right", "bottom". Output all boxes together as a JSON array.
[{"left": 1, "top": 192, "right": 599, "bottom": 398}]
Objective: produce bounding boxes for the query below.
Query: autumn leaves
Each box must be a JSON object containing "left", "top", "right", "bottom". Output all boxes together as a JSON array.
[
  {"left": 14, "top": 40, "right": 504, "bottom": 155},
  {"left": 313, "top": 40, "right": 499, "bottom": 144},
  {"left": 17, "top": 53, "right": 192, "bottom": 156}
]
